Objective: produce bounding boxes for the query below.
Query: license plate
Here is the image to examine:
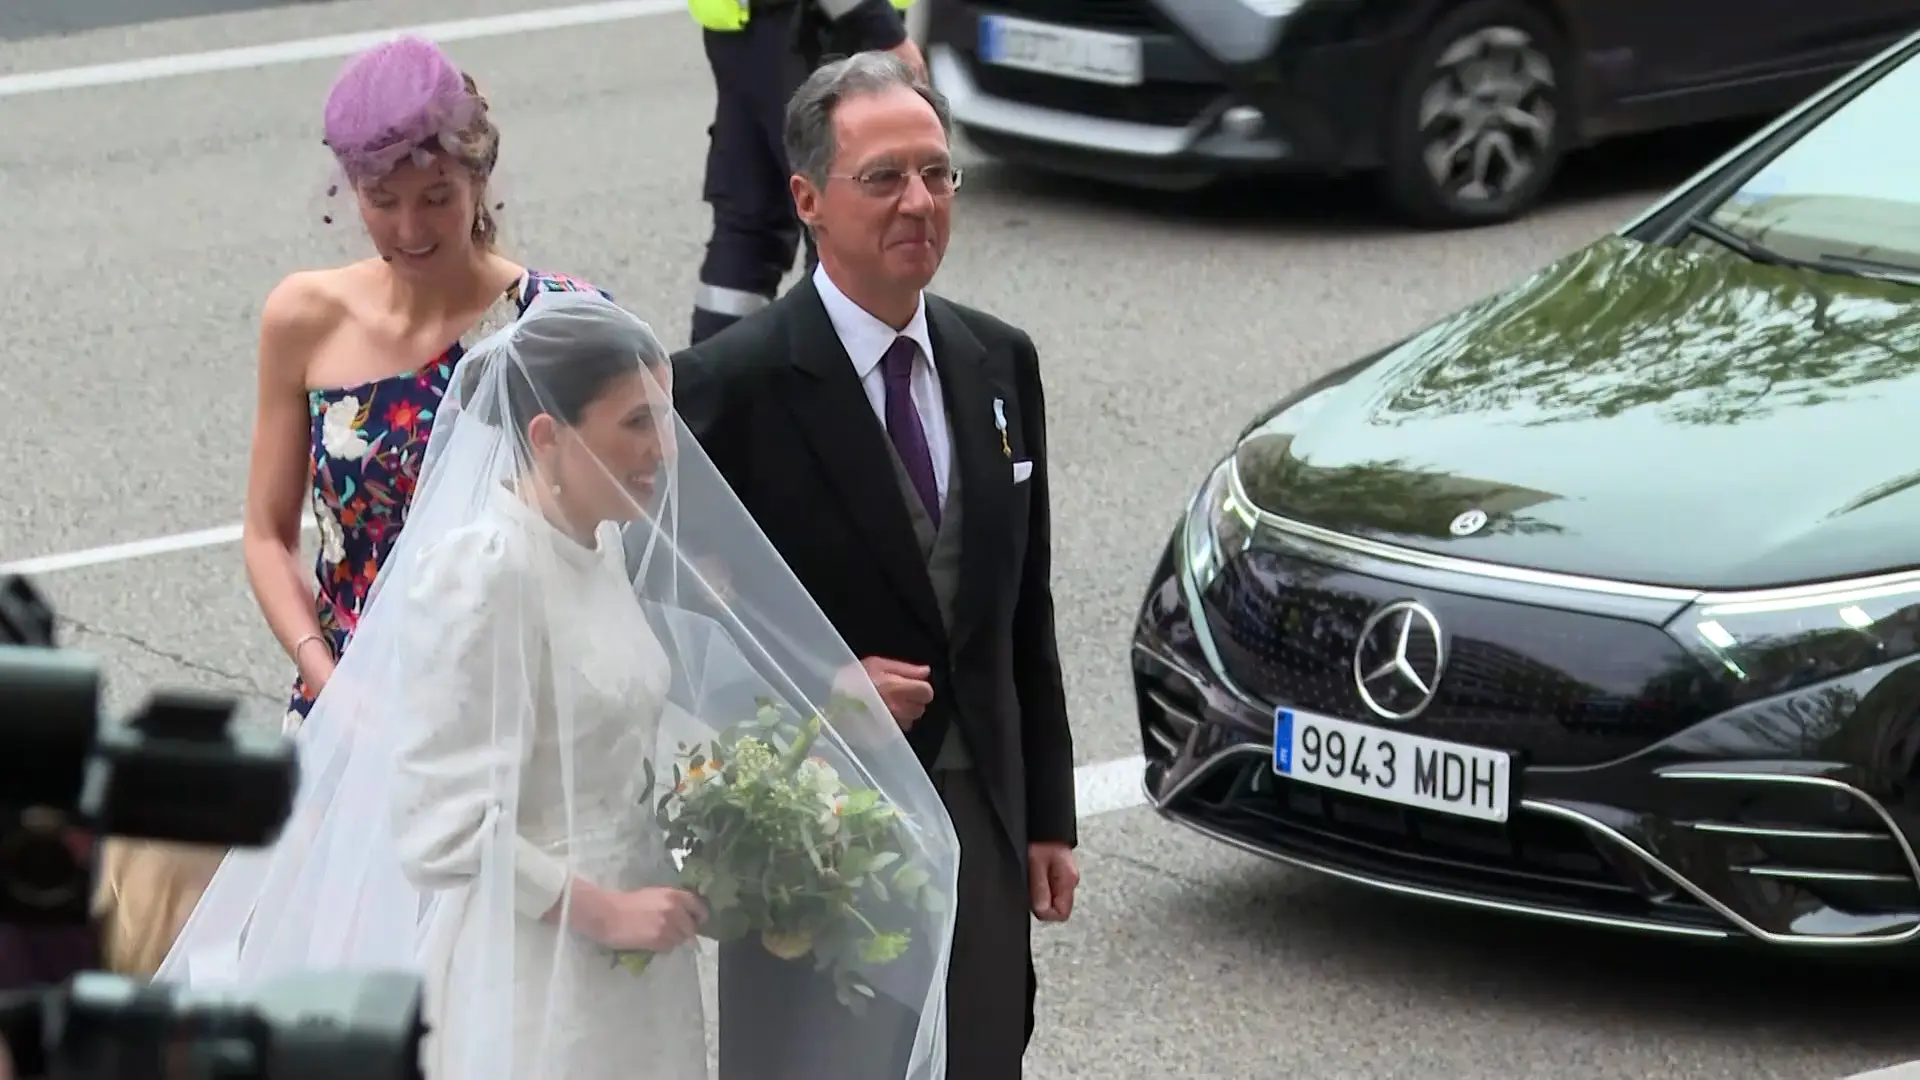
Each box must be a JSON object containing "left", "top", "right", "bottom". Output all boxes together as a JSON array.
[
  {"left": 1273, "top": 708, "right": 1513, "bottom": 823},
  {"left": 977, "top": 14, "right": 1144, "bottom": 87}
]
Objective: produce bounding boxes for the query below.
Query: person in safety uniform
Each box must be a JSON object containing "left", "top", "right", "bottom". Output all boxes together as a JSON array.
[{"left": 688, "top": 0, "right": 922, "bottom": 345}]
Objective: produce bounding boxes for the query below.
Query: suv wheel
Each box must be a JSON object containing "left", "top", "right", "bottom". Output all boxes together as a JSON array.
[{"left": 1380, "top": 0, "right": 1569, "bottom": 228}]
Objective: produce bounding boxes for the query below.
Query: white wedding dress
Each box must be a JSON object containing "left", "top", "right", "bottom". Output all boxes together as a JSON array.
[{"left": 392, "top": 488, "right": 708, "bottom": 1080}]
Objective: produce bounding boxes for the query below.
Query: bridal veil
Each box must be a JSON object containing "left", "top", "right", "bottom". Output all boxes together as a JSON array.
[{"left": 157, "top": 290, "right": 959, "bottom": 1080}]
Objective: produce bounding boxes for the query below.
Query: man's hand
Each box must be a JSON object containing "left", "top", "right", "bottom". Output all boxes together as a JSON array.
[
  {"left": 1027, "top": 842, "right": 1078, "bottom": 923},
  {"left": 888, "top": 38, "right": 927, "bottom": 80},
  {"left": 861, "top": 656, "right": 934, "bottom": 729}
]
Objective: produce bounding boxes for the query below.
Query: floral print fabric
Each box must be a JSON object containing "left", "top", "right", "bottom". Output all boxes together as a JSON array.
[{"left": 285, "top": 270, "right": 605, "bottom": 728}]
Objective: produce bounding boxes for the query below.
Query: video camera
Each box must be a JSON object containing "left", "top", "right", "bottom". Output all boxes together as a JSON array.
[{"left": 0, "top": 574, "right": 426, "bottom": 1080}]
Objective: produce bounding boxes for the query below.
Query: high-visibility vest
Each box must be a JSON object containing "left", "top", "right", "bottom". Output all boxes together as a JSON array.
[{"left": 689, "top": 0, "right": 912, "bottom": 33}]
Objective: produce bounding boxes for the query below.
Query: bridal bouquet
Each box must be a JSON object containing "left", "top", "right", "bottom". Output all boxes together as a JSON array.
[{"left": 616, "top": 695, "right": 946, "bottom": 1014}]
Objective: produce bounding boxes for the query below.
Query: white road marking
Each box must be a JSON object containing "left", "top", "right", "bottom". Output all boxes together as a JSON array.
[
  {"left": 2, "top": 519, "right": 311, "bottom": 575},
  {"left": 0, "top": 0, "right": 682, "bottom": 99},
  {"left": 1076, "top": 754, "right": 1149, "bottom": 818}
]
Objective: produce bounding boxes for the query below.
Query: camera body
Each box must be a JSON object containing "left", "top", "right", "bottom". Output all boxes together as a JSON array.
[{"left": 0, "top": 574, "right": 427, "bottom": 1080}]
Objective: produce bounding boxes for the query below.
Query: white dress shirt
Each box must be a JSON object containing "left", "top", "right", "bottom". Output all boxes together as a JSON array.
[{"left": 812, "top": 262, "right": 953, "bottom": 506}]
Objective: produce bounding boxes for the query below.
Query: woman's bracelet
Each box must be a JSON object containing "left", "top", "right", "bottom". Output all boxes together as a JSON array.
[{"left": 290, "top": 632, "right": 333, "bottom": 663}]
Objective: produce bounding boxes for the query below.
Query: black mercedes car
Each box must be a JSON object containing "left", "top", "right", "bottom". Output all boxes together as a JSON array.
[
  {"left": 924, "top": 0, "right": 1920, "bottom": 226},
  {"left": 1133, "top": 29, "right": 1920, "bottom": 950}
]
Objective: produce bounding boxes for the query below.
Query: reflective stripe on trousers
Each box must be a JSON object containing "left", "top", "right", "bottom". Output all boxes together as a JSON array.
[{"left": 694, "top": 284, "right": 772, "bottom": 319}]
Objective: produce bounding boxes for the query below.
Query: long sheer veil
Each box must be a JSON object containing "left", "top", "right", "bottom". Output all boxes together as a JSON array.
[{"left": 157, "top": 291, "right": 960, "bottom": 1080}]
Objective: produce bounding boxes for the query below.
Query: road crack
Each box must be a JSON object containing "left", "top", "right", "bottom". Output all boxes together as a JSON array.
[
  {"left": 54, "top": 616, "right": 278, "bottom": 700},
  {"left": 1077, "top": 846, "right": 1211, "bottom": 887}
]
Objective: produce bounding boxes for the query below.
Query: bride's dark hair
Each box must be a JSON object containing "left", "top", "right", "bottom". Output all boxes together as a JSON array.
[{"left": 458, "top": 305, "right": 671, "bottom": 436}]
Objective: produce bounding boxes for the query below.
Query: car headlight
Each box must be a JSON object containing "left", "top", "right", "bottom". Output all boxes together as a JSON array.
[
  {"left": 1182, "top": 456, "right": 1258, "bottom": 594},
  {"left": 1676, "top": 574, "right": 1920, "bottom": 702}
]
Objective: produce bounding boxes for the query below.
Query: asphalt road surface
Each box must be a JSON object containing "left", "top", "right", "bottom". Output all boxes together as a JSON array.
[
  {"left": 0, "top": 0, "right": 323, "bottom": 41},
  {"left": 4, "top": 2, "right": 1919, "bottom": 1078}
]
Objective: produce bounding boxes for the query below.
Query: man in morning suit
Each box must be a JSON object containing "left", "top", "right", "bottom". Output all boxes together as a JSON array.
[{"left": 672, "top": 49, "right": 1080, "bottom": 1080}]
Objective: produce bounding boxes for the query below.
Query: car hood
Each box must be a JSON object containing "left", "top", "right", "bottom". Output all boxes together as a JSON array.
[{"left": 1235, "top": 234, "right": 1920, "bottom": 591}]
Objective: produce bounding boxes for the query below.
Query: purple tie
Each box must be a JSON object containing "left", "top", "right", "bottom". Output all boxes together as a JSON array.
[{"left": 882, "top": 336, "right": 941, "bottom": 526}]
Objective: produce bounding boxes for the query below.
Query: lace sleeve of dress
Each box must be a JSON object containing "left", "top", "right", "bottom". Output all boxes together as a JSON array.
[{"left": 387, "top": 522, "right": 570, "bottom": 919}]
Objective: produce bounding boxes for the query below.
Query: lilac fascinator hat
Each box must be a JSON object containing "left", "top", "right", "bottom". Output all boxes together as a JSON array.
[{"left": 322, "top": 35, "right": 482, "bottom": 181}]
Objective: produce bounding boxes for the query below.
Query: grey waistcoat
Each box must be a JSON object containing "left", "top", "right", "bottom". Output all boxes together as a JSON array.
[{"left": 884, "top": 413, "right": 972, "bottom": 771}]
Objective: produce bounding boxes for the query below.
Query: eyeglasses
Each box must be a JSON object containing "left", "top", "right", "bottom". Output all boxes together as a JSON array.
[{"left": 830, "top": 164, "right": 965, "bottom": 199}]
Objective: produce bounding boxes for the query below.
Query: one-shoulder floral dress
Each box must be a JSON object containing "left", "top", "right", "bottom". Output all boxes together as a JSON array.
[{"left": 284, "top": 269, "right": 606, "bottom": 731}]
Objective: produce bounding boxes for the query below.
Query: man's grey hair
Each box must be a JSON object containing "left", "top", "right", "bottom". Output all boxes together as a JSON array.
[{"left": 784, "top": 51, "right": 953, "bottom": 187}]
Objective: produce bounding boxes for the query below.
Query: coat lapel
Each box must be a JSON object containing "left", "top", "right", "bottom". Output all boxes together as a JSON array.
[
  {"left": 779, "top": 280, "right": 947, "bottom": 641},
  {"left": 926, "top": 297, "right": 1011, "bottom": 655}
]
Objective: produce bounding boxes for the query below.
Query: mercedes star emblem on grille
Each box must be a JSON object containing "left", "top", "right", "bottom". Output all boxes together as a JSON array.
[{"left": 1352, "top": 600, "right": 1446, "bottom": 721}]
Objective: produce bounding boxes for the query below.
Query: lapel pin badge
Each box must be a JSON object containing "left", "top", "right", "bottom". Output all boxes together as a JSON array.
[{"left": 991, "top": 397, "right": 1011, "bottom": 458}]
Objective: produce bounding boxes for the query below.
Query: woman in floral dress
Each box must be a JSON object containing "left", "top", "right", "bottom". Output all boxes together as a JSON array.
[
  {"left": 91, "top": 35, "right": 603, "bottom": 978},
  {"left": 290, "top": 267, "right": 601, "bottom": 728},
  {"left": 258, "top": 38, "right": 605, "bottom": 729}
]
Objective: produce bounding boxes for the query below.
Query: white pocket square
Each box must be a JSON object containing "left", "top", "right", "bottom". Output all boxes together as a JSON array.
[{"left": 1012, "top": 460, "right": 1033, "bottom": 483}]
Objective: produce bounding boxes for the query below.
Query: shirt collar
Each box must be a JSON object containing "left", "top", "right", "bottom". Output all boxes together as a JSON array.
[{"left": 813, "top": 262, "right": 935, "bottom": 379}]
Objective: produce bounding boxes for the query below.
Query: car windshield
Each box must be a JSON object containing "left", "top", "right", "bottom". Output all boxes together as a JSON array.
[{"left": 1704, "top": 44, "right": 1920, "bottom": 278}]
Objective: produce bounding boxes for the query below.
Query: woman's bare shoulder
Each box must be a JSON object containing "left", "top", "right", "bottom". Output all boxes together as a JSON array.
[
  {"left": 260, "top": 261, "right": 390, "bottom": 339},
  {"left": 254, "top": 264, "right": 379, "bottom": 384}
]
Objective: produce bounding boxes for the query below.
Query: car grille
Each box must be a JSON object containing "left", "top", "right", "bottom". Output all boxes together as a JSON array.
[
  {"left": 1200, "top": 550, "right": 1728, "bottom": 767},
  {"left": 980, "top": 0, "right": 1159, "bottom": 30},
  {"left": 1174, "top": 754, "right": 1720, "bottom": 928},
  {"left": 967, "top": 60, "right": 1221, "bottom": 127},
  {"left": 1675, "top": 773, "right": 1920, "bottom": 921}
]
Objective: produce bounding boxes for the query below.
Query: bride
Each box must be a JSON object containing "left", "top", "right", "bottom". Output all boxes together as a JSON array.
[{"left": 156, "top": 291, "right": 959, "bottom": 1080}]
